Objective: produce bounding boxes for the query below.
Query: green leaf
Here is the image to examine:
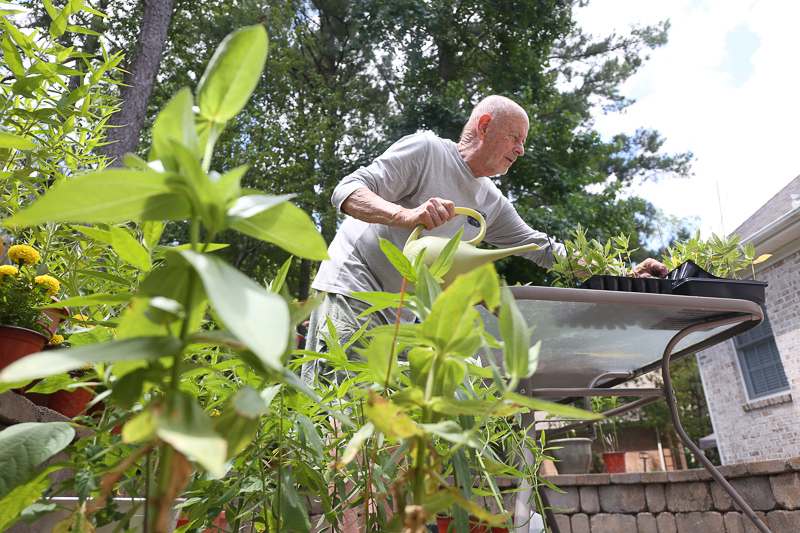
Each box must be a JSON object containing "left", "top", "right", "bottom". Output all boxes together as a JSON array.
[
  {"left": 419, "top": 264, "right": 500, "bottom": 357},
  {"left": 155, "top": 391, "right": 227, "bottom": 478},
  {"left": 356, "top": 333, "right": 400, "bottom": 388},
  {"left": 50, "top": 0, "right": 84, "bottom": 38},
  {"left": 231, "top": 386, "right": 268, "bottom": 418},
  {"left": 0, "top": 35, "right": 24, "bottom": 78},
  {"left": 170, "top": 139, "right": 222, "bottom": 230},
  {"left": 0, "top": 471, "right": 50, "bottom": 532},
  {"left": 109, "top": 226, "right": 153, "bottom": 271},
  {"left": 379, "top": 238, "right": 417, "bottom": 283},
  {"left": 231, "top": 201, "right": 329, "bottom": 261},
  {"left": 3, "top": 169, "right": 192, "bottom": 227},
  {"left": 0, "top": 131, "right": 35, "bottom": 150},
  {"left": 503, "top": 392, "right": 603, "bottom": 420},
  {"left": 175, "top": 250, "right": 289, "bottom": 371},
  {"left": 335, "top": 421, "right": 374, "bottom": 467},
  {"left": 418, "top": 421, "right": 478, "bottom": 446},
  {"left": 213, "top": 164, "right": 247, "bottom": 206},
  {"left": 149, "top": 87, "right": 200, "bottom": 169},
  {"left": 429, "top": 226, "right": 463, "bottom": 278},
  {"left": 276, "top": 469, "right": 311, "bottom": 533},
  {"left": 142, "top": 220, "right": 166, "bottom": 250},
  {"left": 499, "top": 287, "right": 537, "bottom": 380},
  {"left": 0, "top": 422, "right": 74, "bottom": 500},
  {"left": 0, "top": 336, "right": 183, "bottom": 382},
  {"left": 197, "top": 25, "right": 268, "bottom": 123}
]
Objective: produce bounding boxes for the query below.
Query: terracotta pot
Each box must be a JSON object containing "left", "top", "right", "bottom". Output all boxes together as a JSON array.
[
  {"left": 49, "top": 382, "right": 93, "bottom": 418},
  {"left": 603, "top": 451, "right": 627, "bottom": 473},
  {"left": 40, "top": 298, "right": 68, "bottom": 336},
  {"left": 437, "top": 516, "right": 454, "bottom": 533},
  {"left": 469, "top": 517, "right": 490, "bottom": 533},
  {"left": 0, "top": 325, "right": 48, "bottom": 371},
  {"left": 24, "top": 371, "right": 94, "bottom": 418}
]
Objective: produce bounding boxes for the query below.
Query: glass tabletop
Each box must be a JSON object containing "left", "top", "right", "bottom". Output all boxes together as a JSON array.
[{"left": 478, "top": 285, "right": 763, "bottom": 390}]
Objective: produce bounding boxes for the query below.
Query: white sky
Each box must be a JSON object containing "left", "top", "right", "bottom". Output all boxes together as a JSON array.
[{"left": 574, "top": 0, "right": 800, "bottom": 237}]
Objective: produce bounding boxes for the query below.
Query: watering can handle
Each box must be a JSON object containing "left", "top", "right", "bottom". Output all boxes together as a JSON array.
[{"left": 405, "top": 207, "right": 486, "bottom": 247}]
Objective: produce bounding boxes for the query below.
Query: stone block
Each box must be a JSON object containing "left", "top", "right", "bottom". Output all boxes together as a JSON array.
[
  {"left": 597, "top": 484, "right": 646, "bottom": 513},
  {"left": 729, "top": 477, "right": 777, "bottom": 511},
  {"left": 710, "top": 480, "right": 735, "bottom": 511},
  {"left": 544, "top": 474, "right": 578, "bottom": 486},
  {"left": 0, "top": 390, "right": 38, "bottom": 425},
  {"left": 766, "top": 510, "right": 800, "bottom": 533},
  {"left": 37, "top": 406, "right": 70, "bottom": 424},
  {"left": 666, "top": 468, "right": 711, "bottom": 483},
  {"left": 786, "top": 456, "right": 800, "bottom": 472},
  {"left": 610, "top": 472, "right": 641, "bottom": 484},
  {"left": 718, "top": 462, "right": 750, "bottom": 479},
  {"left": 645, "top": 484, "right": 667, "bottom": 513},
  {"left": 8, "top": 521, "right": 37, "bottom": 533},
  {"left": 723, "top": 512, "right": 744, "bottom": 533},
  {"left": 570, "top": 513, "right": 589, "bottom": 533},
  {"left": 636, "top": 513, "right": 658, "bottom": 533},
  {"left": 770, "top": 472, "right": 800, "bottom": 509},
  {"left": 543, "top": 486, "right": 579, "bottom": 514},
  {"left": 553, "top": 514, "right": 571, "bottom": 533},
  {"left": 655, "top": 512, "right": 677, "bottom": 533},
  {"left": 674, "top": 511, "right": 724, "bottom": 532},
  {"left": 641, "top": 471, "right": 669, "bottom": 484},
  {"left": 748, "top": 459, "right": 790, "bottom": 476},
  {"left": 742, "top": 511, "right": 769, "bottom": 533},
  {"left": 578, "top": 486, "right": 599, "bottom": 515},
  {"left": 574, "top": 473, "right": 609, "bottom": 486},
  {"left": 664, "top": 482, "right": 712, "bottom": 512},
  {"left": 589, "top": 513, "right": 637, "bottom": 532}
]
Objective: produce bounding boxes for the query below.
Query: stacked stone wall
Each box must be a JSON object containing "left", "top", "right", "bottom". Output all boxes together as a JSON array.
[
  {"left": 697, "top": 248, "right": 800, "bottom": 464},
  {"left": 542, "top": 458, "right": 800, "bottom": 532}
]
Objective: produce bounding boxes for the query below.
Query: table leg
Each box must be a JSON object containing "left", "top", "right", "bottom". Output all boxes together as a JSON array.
[{"left": 661, "top": 319, "right": 772, "bottom": 533}]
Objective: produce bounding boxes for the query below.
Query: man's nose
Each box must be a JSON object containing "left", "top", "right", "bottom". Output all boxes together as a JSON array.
[{"left": 514, "top": 143, "right": 524, "bottom": 157}]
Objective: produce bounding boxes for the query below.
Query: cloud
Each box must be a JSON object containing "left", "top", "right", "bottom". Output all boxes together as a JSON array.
[{"left": 574, "top": 0, "right": 800, "bottom": 237}]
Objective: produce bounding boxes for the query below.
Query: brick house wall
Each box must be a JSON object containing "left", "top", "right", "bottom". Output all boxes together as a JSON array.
[{"left": 695, "top": 176, "right": 800, "bottom": 465}]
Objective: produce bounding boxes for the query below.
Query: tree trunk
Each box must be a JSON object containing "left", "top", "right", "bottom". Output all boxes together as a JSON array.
[{"left": 102, "top": 0, "right": 176, "bottom": 166}]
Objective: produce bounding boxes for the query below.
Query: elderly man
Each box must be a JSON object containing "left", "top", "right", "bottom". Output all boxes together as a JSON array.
[{"left": 301, "top": 95, "right": 664, "bottom": 383}]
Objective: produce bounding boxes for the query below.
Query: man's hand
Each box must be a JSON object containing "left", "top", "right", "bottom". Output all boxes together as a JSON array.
[
  {"left": 631, "top": 258, "right": 669, "bottom": 279},
  {"left": 398, "top": 197, "right": 456, "bottom": 230}
]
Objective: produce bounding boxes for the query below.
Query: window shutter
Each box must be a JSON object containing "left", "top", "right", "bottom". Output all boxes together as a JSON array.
[{"left": 734, "top": 307, "right": 789, "bottom": 400}]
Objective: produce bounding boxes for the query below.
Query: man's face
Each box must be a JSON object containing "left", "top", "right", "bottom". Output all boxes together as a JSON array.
[{"left": 477, "top": 111, "right": 529, "bottom": 176}]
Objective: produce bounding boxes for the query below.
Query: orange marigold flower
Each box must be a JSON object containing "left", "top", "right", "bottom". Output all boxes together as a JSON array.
[
  {"left": 34, "top": 275, "right": 60, "bottom": 297},
  {"left": 8, "top": 244, "right": 40, "bottom": 266},
  {"left": 0, "top": 265, "right": 18, "bottom": 282}
]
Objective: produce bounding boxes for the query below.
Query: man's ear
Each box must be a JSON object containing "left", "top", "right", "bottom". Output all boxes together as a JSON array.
[{"left": 476, "top": 114, "right": 492, "bottom": 140}]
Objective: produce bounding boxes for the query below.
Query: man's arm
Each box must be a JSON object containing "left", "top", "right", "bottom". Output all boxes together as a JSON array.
[{"left": 341, "top": 189, "right": 456, "bottom": 231}]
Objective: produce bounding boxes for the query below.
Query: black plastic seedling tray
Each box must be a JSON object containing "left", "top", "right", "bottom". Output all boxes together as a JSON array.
[
  {"left": 578, "top": 260, "right": 767, "bottom": 305},
  {"left": 670, "top": 278, "right": 767, "bottom": 305}
]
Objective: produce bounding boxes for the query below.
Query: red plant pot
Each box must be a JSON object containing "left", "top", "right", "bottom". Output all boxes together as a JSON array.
[
  {"left": 49, "top": 384, "right": 93, "bottom": 418},
  {"left": 437, "top": 516, "right": 454, "bottom": 533},
  {"left": 603, "top": 451, "right": 627, "bottom": 473},
  {"left": 0, "top": 325, "right": 48, "bottom": 371},
  {"left": 40, "top": 298, "right": 68, "bottom": 337}
]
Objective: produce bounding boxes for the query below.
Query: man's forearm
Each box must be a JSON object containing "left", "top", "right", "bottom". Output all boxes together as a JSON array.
[{"left": 341, "top": 189, "right": 409, "bottom": 227}]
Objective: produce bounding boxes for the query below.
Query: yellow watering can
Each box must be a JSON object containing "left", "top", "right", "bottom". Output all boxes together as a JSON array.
[{"left": 402, "top": 207, "right": 540, "bottom": 288}]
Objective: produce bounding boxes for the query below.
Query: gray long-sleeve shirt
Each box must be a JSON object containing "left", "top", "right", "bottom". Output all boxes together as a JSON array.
[{"left": 312, "top": 132, "right": 565, "bottom": 322}]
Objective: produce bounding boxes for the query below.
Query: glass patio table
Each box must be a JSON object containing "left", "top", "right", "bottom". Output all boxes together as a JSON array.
[{"left": 477, "top": 285, "right": 771, "bottom": 533}]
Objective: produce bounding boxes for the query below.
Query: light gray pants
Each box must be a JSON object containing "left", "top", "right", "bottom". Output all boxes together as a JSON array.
[{"left": 300, "top": 293, "right": 390, "bottom": 386}]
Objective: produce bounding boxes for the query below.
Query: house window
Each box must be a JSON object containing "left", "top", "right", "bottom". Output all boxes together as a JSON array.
[{"left": 734, "top": 307, "right": 789, "bottom": 400}]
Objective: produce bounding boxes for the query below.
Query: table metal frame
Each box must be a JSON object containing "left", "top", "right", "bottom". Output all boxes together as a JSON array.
[{"left": 483, "top": 286, "right": 771, "bottom": 533}]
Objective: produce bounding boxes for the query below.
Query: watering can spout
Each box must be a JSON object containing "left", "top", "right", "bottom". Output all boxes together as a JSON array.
[{"left": 402, "top": 207, "right": 539, "bottom": 288}]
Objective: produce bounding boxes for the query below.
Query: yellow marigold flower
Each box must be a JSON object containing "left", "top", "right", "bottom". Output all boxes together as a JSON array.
[
  {"left": 50, "top": 334, "right": 64, "bottom": 344},
  {"left": 34, "top": 275, "right": 60, "bottom": 297},
  {"left": 0, "top": 265, "right": 18, "bottom": 282},
  {"left": 7, "top": 244, "right": 40, "bottom": 266},
  {"left": 211, "top": 409, "right": 221, "bottom": 418}
]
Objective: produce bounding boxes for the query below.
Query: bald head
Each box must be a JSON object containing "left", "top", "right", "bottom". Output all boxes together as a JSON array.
[{"left": 460, "top": 95, "right": 529, "bottom": 145}]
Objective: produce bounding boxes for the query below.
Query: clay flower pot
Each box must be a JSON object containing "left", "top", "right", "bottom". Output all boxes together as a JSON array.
[
  {"left": 0, "top": 324, "right": 48, "bottom": 371},
  {"left": 603, "top": 451, "right": 627, "bottom": 473}
]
